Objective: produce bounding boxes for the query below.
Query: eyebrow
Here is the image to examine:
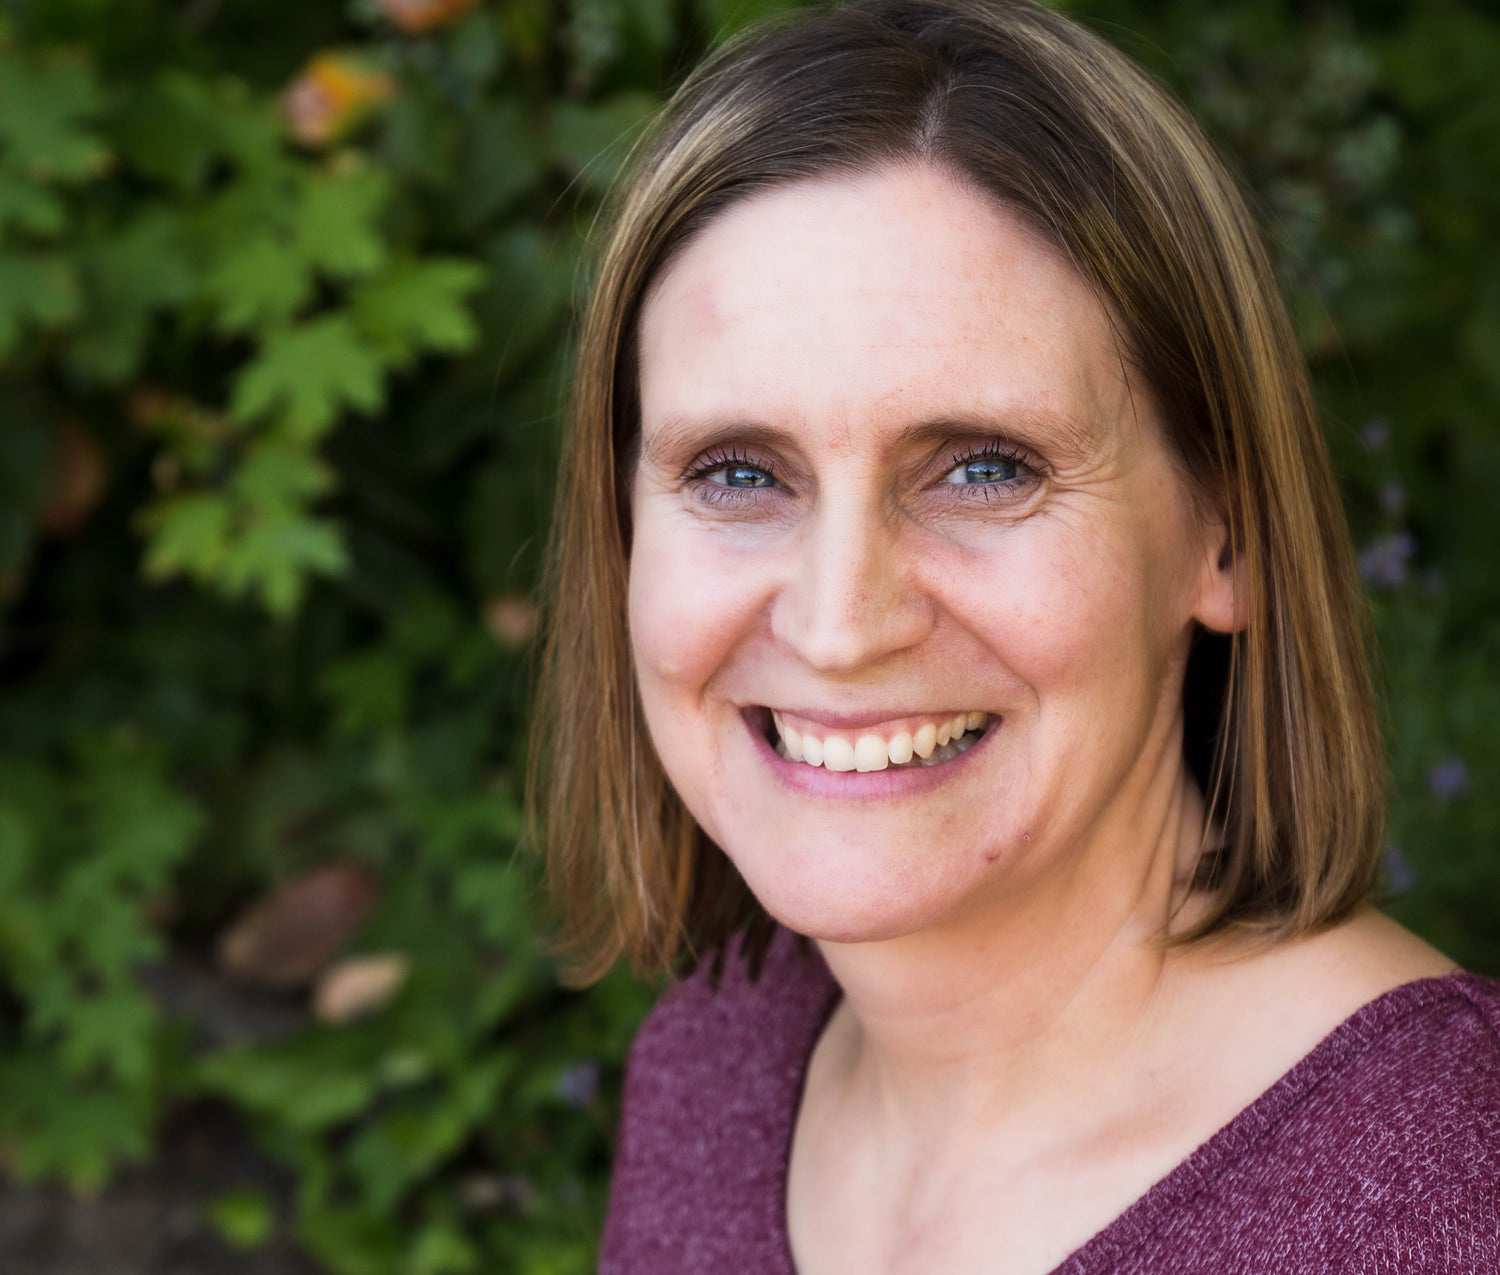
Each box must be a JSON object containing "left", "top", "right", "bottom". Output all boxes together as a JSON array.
[
  {"left": 639, "top": 418, "right": 798, "bottom": 468},
  {"left": 639, "top": 407, "right": 1106, "bottom": 468},
  {"left": 891, "top": 411, "right": 1105, "bottom": 461}
]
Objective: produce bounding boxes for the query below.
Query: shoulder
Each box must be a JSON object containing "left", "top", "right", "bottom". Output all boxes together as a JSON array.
[
  {"left": 1338, "top": 969, "right": 1500, "bottom": 1136},
  {"left": 1244, "top": 916, "right": 1500, "bottom": 1212},
  {"left": 1136, "top": 921, "right": 1499, "bottom": 1271},
  {"left": 1233, "top": 970, "right": 1500, "bottom": 1269},
  {"left": 599, "top": 928, "right": 840, "bottom": 1273},
  {"left": 1256, "top": 912, "right": 1499, "bottom": 1150}
]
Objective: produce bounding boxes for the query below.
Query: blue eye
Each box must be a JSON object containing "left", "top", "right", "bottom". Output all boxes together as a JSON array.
[
  {"left": 713, "top": 464, "right": 774, "bottom": 488},
  {"left": 943, "top": 453, "right": 1020, "bottom": 485},
  {"left": 684, "top": 448, "right": 780, "bottom": 502}
]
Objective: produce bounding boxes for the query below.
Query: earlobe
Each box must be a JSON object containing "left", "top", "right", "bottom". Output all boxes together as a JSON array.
[{"left": 1197, "top": 535, "right": 1250, "bottom": 635}]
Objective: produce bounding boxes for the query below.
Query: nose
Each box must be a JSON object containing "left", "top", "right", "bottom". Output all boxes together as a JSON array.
[{"left": 769, "top": 492, "right": 934, "bottom": 674}]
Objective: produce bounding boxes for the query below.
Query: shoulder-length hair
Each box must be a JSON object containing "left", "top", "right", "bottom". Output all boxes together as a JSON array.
[{"left": 529, "top": 0, "right": 1384, "bottom": 984}]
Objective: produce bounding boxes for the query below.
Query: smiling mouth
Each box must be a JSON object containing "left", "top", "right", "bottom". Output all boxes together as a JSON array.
[{"left": 758, "top": 708, "right": 993, "bottom": 772}]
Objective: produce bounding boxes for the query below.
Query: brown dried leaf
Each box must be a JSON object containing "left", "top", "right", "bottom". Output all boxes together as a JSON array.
[
  {"left": 218, "top": 862, "right": 378, "bottom": 990},
  {"left": 39, "top": 422, "right": 107, "bottom": 537}
]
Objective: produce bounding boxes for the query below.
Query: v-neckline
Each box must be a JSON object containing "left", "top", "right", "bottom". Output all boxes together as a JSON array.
[{"left": 772, "top": 968, "right": 1477, "bottom": 1275}]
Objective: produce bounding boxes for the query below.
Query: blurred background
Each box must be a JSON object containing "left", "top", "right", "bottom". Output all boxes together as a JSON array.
[{"left": 0, "top": 0, "right": 1494, "bottom": 1271}]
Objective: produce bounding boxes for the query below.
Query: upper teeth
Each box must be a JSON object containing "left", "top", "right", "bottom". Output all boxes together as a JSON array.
[{"left": 772, "top": 711, "right": 988, "bottom": 772}]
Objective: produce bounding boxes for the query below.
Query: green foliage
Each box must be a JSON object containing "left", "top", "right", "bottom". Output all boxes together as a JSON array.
[
  {"left": 0, "top": 734, "right": 202, "bottom": 1187},
  {"left": 211, "top": 1187, "right": 277, "bottom": 1250},
  {"left": 0, "top": 1, "right": 1495, "bottom": 1271}
]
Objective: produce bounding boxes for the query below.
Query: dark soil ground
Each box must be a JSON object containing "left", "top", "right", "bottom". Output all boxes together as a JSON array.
[
  {"left": 0, "top": 956, "right": 323, "bottom": 1275},
  {"left": 0, "top": 1105, "right": 321, "bottom": 1275}
]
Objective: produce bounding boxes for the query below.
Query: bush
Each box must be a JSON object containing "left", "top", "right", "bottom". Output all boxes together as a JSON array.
[{"left": 0, "top": 1, "right": 1495, "bottom": 1272}]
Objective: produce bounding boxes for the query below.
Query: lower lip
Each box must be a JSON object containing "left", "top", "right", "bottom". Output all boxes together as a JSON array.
[{"left": 744, "top": 709, "right": 998, "bottom": 801}]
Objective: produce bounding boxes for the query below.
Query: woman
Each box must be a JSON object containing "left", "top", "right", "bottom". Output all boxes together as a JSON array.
[{"left": 531, "top": 1, "right": 1500, "bottom": 1271}]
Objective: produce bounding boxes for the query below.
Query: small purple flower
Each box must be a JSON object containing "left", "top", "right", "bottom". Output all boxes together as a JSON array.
[
  {"left": 1359, "top": 415, "right": 1391, "bottom": 452},
  {"left": 1357, "top": 531, "right": 1415, "bottom": 589},
  {"left": 1383, "top": 844, "right": 1414, "bottom": 894},
  {"left": 1428, "top": 757, "right": 1469, "bottom": 803},
  {"left": 1377, "top": 480, "right": 1405, "bottom": 517},
  {"left": 555, "top": 1060, "right": 600, "bottom": 1109}
]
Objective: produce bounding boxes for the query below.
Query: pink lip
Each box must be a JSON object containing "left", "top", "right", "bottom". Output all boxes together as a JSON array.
[{"left": 741, "top": 707, "right": 997, "bottom": 801}]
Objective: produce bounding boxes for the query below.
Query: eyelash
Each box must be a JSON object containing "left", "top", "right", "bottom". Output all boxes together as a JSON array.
[
  {"left": 684, "top": 447, "right": 779, "bottom": 504},
  {"left": 943, "top": 442, "right": 1040, "bottom": 499}
]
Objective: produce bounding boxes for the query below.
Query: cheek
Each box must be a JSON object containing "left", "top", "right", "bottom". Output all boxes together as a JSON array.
[
  {"left": 945, "top": 513, "right": 1171, "bottom": 696},
  {"left": 627, "top": 512, "right": 767, "bottom": 705}
]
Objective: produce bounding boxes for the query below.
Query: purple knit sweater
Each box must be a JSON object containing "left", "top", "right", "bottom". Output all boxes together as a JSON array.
[{"left": 600, "top": 928, "right": 1500, "bottom": 1273}]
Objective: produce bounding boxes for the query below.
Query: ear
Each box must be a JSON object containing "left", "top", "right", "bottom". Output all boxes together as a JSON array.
[{"left": 1193, "top": 524, "right": 1250, "bottom": 635}]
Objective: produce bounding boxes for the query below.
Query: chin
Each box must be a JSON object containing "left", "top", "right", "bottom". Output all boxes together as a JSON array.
[{"left": 723, "top": 830, "right": 983, "bottom": 946}]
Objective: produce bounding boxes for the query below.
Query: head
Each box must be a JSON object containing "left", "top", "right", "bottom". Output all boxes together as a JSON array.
[{"left": 531, "top": 0, "right": 1383, "bottom": 981}]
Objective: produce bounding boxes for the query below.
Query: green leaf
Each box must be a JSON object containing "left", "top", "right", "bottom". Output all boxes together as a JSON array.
[
  {"left": 352, "top": 258, "right": 484, "bottom": 365},
  {"left": 230, "top": 316, "right": 385, "bottom": 438},
  {"left": 65, "top": 208, "right": 199, "bottom": 384},
  {"left": 624, "top": 0, "right": 678, "bottom": 56},
  {"left": 322, "top": 649, "right": 409, "bottom": 737},
  {"left": 549, "top": 92, "right": 658, "bottom": 189},
  {"left": 78, "top": 738, "right": 204, "bottom": 887},
  {"left": 54, "top": 989, "right": 157, "bottom": 1087},
  {"left": 0, "top": 251, "right": 79, "bottom": 356},
  {"left": 454, "top": 100, "right": 546, "bottom": 227},
  {"left": 210, "top": 1189, "right": 276, "bottom": 1251},
  {"left": 300, "top": 1207, "right": 405, "bottom": 1275},
  {"left": 477, "top": 226, "right": 576, "bottom": 382},
  {"left": 409, "top": 1218, "right": 479, "bottom": 1275},
  {"left": 206, "top": 234, "right": 314, "bottom": 335},
  {"left": 0, "top": 51, "right": 107, "bottom": 183},
  {"left": 0, "top": 170, "right": 65, "bottom": 236},
  {"left": 200, "top": 1045, "right": 376, "bottom": 1133},
  {"left": 232, "top": 436, "right": 337, "bottom": 508},
  {"left": 113, "top": 71, "right": 225, "bottom": 190},
  {"left": 220, "top": 506, "right": 348, "bottom": 615},
  {"left": 699, "top": 0, "right": 806, "bottom": 38},
  {"left": 139, "top": 491, "right": 234, "bottom": 583},
  {"left": 295, "top": 167, "right": 390, "bottom": 281},
  {"left": 194, "top": 159, "right": 299, "bottom": 258},
  {"left": 0, "top": 1055, "right": 151, "bottom": 1191},
  {"left": 345, "top": 1058, "right": 509, "bottom": 1212}
]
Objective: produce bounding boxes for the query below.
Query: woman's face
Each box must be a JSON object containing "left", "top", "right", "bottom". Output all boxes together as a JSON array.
[{"left": 629, "top": 164, "right": 1235, "bottom": 943}]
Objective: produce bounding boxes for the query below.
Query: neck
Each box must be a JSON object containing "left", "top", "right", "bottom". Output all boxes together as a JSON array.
[{"left": 813, "top": 757, "right": 1214, "bottom": 1151}]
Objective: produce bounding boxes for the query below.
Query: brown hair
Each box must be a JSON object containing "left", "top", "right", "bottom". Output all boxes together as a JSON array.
[{"left": 529, "top": 0, "right": 1384, "bottom": 984}]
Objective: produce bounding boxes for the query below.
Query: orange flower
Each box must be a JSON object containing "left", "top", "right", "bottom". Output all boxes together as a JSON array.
[
  {"left": 282, "top": 52, "right": 395, "bottom": 149},
  {"left": 377, "top": 0, "right": 479, "bottom": 34}
]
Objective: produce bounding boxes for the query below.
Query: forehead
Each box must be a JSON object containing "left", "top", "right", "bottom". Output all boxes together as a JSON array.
[{"left": 636, "top": 163, "right": 1127, "bottom": 458}]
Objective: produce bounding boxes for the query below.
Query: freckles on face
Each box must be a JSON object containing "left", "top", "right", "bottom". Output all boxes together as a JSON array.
[{"left": 626, "top": 163, "right": 1215, "bottom": 941}]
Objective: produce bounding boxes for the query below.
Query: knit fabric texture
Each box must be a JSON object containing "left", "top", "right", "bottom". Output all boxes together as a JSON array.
[{"left": 600, "top": 929, "right": 1500, "bottom": 1274}]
